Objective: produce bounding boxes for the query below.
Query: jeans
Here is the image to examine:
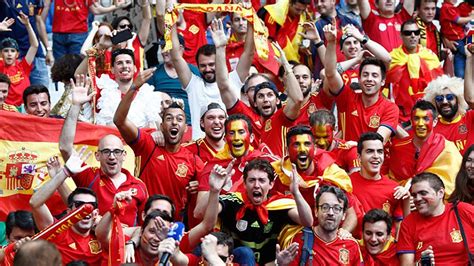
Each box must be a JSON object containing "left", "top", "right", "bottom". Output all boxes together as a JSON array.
[
  {"left": 454, "top": 39, "right": 466, "bottom": 78},
  {"left": 29, "top": 56, "right": 49, "bottom": 87},
  {"left": 52, "top": 32, "right": 88, "bottom": 60}
]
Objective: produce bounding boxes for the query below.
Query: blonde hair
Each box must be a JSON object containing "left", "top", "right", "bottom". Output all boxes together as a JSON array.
[{"left": 423, "top": 75, "right": 468, "bottom": 115}]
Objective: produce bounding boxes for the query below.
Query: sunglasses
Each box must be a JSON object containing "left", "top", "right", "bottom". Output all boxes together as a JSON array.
[
  {"left": 435, "top": 94, "right": 455, "bottom": 102},
  {"left": 71, "top": 200, "right": 98, "bottom": 209},
  {"left": 118, "top": 24, "right": 131, "bottom": 30},
  {"left": 402, "top": 30, "right": 421, "bottom": 36}
]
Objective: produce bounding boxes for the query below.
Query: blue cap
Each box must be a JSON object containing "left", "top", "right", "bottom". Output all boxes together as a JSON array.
[{"left": 0, "top": 38, "right": 19, "bottom": 51}]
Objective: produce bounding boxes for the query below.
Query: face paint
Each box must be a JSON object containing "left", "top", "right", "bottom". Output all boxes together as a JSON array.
[
  {"left": 412, "top": 109, "right": 434, "bottom": 139},
  {"left": 288, "top": 134, "right": 315, "bottom": 171},
  {"left": 225, "top": 120, "right": 251, "bottom": 158},
  {"left": 312, "top": 124, "right": 334, "bottom": 150}
]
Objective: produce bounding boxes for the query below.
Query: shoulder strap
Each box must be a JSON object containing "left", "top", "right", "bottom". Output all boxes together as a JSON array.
[
  {"left": 299, "top": 226, "right": 314, "bottom": 266},
  {"left": 452, "top": 201, "right": 474, "bottom": 265},
  {"left": 138, "top": 144, "right": 158, "bottom": 179},
  {"left": 87, "top": 171, "right": 101, "bottom": 189}
]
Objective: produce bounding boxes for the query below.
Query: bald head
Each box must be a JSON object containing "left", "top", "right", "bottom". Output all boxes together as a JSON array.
[
  {"left": 98, "top": 134, "right": 124, "bottom": 150},
  {"left": 95, "top": 134, "right": 126, "bottom": 178}
]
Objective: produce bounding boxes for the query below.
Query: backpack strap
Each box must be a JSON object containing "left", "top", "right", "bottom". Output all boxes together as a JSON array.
[
  {"left": 87, "top": 171, "right": 101, "bottom": 189},
  {"left": 452, "top": 201, "right": 474, "bottom": 265},
  {"left": 299, "top": 226, "right": 314, "bottom": 266}
]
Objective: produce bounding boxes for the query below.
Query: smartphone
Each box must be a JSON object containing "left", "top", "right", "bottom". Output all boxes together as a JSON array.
[
  {"left": 111, "top": 29, "right": 133, "bottom": 45},
  {"left": 420, "top": 254, "right": 432, "bottom": 266}
]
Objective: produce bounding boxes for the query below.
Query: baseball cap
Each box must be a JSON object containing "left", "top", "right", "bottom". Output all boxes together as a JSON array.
[
  {"left": 0, "top": 38, "right": 19, "bottom": 51},
  {"left": 253, "top": 81, "right": 280, "bottom": 102},
  {"left": 200, "top": 102, "right": 226, "bottom": 119}
]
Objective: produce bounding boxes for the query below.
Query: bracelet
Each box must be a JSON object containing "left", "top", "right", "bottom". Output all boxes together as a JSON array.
[
  {"left": 62, "top": 167, "right": 72, "bottom": 177},
  {"left": 314, "top": 41, "right": 324, "bottom": 49},
  {"left": 125, "top": 240, "right": 137, "bottom": 249}
]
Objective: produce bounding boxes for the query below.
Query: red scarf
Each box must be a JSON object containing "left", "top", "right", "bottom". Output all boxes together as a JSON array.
[{"left": 235, "top": 193, "right": 291, "bottom": 225}]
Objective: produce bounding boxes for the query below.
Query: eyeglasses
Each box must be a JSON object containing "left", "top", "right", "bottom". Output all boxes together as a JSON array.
[
  {"left": 402, "top": 30, "right": 421, "bottom": 36},
  {"left": 71, "top": 200, "right": 98, "bottom": 209},
  {"left": 318, "top": 204, "right": 343, "bottom": 214},
  {"left": 118, "top": 24, "right": 131, "bottom": 30},
  {"left": 434, "top": 94, "right": 455, "bottom": 103},
  {"left": 98, "top": 149, "right": 125, "bottom": 157}
]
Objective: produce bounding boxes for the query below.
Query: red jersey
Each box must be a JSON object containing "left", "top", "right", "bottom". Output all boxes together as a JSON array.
[
  {"left": 341, "top": 68, "right": 360, "bottom": 87},
  {"left": 183, "top": 138, "right": 223, "bottom": 164},
  {"left": 290, "top": 92, "right": 334, "bottom": 126},
  {"left": 52, "top": 0, "right": 91, "bottom": 33},
  {"left": 434, "top": 111, "right": 474, "bottom": 155},
  {"left": 0, "top": 59, "right": 32, "bottom": 106},
  {"left": 397, "top": 202, "right": 474, "bottom": 264},
  {"left": 329, "top": 139, "right": 360, "bottom": 173},
  {"left": 360, "top": 237, "right": 399, "bottom": 266},
  {"left": 362, "top": 8, "right": 411, "bottom": 52},
  {"left": 439, "top": 2, "right": 472, "bottom": 41},
  {"left": 334, "top": 86, "right": 399, "bottom": 142},
  {"left": 290, "top": 231, "right": 363, "bottom": 266},
  {"left": 260, "top": 107, "right": 297, "bottom": 157},
  {"left": 130, "top": 129, "right": 204, "bottom": 220},
  {"left": 51, "top": 229, "right": 102, "bottom": 265},
  {"left": 73, "top": 167, "right": 148, "bottom": 227},
  {"left": 178, "top": 12, "right": 208, "bottom": 65}
]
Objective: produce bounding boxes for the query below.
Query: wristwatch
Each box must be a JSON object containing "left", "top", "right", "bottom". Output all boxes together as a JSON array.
[{"left": 361, "top": 35, "right": 369, "bottom": 45}]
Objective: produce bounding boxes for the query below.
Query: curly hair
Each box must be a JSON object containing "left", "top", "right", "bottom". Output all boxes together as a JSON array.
[
  {"left": 51, "top": 54, "right": 84, "bottom": 83},
  {"left": 423, "top": 75, "right": 468, "bottom": 115}
]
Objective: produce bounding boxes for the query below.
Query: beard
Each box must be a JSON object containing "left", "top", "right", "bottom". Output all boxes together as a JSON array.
[
  {"left": 439, "top": 103, "right": 458, "bottom": 120},
  {"left": 202, "top": 71, "right": 216, "bottom": 83}
]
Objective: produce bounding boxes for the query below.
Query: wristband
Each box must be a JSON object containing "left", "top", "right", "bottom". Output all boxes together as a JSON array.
[
  {"left": 62, "top": 166, "right": 72, "bottom": 177},
  {"left": 314, "top": 41, "right": 324, "bottom": 49},
  {"left": 125, "top": 240, "right": 137, "bottom": 249}
]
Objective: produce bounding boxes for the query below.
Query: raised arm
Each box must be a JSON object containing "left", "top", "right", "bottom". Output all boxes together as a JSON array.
[
  {"left": 80, "top": 21, "right": 100, "bottom": 55},
  {"left": 357, "top": 0, "right": 371, "bottom": 20},
  {"left": 345, "top": 24, "right": 391, "bottom": 66},
  {"left": 323, "top": 22, "right": 344, "bottom": 95},
  {"left": 212, "top": 19, "right": 239, "bottom": 108},
  {"left": 170, "top": 25, "right": 193, "bottom": 88},
  {"left": 465, "top": 45, "right": 474, "bottom": 109},
  {"left": 59, "top": 75, "right": 96, "bottom": 161},
  {"left": 18, "top": 12, "right": 38, "bottom": 65},
  {"left": 89, "top": 0, "right": 131, "bottom": 15},
  {"left": 235, "top": 3, "right": 254, "bottom": 82},
  {"left": 403, "top": 0, "right": 415, "bottom": 16},
  {"left": 113, "top": 68, "right": 156, "bottom": 143},
  {"left": 274, "top": 42, "right": 303, "bottom": 120},
  {"left": 138, "top": 0, "right": 152, "bottom": 45},
  {"left": 35, "top": 12, "right": 53, "bottom": 66},
  {"left": 287, "top": 168, "right": 314, "bottom": 227},
  {"left": 300, "top": 22, "right": 326, "bottom": 63}
]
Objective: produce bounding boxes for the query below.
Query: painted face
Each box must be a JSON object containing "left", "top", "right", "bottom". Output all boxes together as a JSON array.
[
  {"left": 359, "top": 139, "right": 384, "bottom": 176},
  {"left": 293, "top": 65, "right": 312, "bottom": 98},
  {"left": 312, "top": 124, "right": 333, "bottom": 151},
  {"left": 465, "top": 150, "right": 474, "bottom": 180},
  {"left": 161, "top": 108, "right": 187, "bottom": 145},
  {"left": 25, "top": 93, "right": 51, "bottom": 118},
  {"left": 95, "top": 135, "right": 126, "bottom": 178},
  {"left": 411, "top": 109, "right": 434, "bottom": 139},
  {"left": 244, "top": 169, "right": 274, "bottom": 205},
  {"left": 289, "top": 134, "right": 315, "bottom": 171},
  {"left": 0, "top": 82, "right": 9, "bottom": 105},
  {"left": 410, "top": 180, "right": 444, "bottom": 217},
  {"left": 359, "top": 64, "right": 384, "bottom": 97},
  {"left": 225, "top": 120, "right": 251, "bottom": 158},
  {"left": 316, "top": 192, "right": 345, "bottom": 233},
  {"left": 363, "top": 221, "right": 389, "bottom": 255}
]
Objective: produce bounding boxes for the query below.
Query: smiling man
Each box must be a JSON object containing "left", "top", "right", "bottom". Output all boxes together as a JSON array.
[
  {"left": 23, "top": 85, "right": 52, "bottom": 118},
  {"left": 397, "top": 172, "right": 474, "bottom": 265},
  {"left": 387, "top": 100, "right": 462, "bottom": 199}
]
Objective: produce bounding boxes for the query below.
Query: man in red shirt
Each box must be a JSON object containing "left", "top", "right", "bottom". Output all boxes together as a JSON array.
[
  {"left": 114, "top": 76, "right": 204, "bottom": 221},
  {"left": 398, "top": 172, "right": 474, "bottom": 265},
  {"left": 358, "top": 0, "right": 414, "bottom": 52},
  {"left": 323, "top": 22, "right": 399, "bottom": 143},
  {"left": 289, "top": 185, "right": 363, "bottom": 265},
  {"left": 0, "top": 73, "right": 17, "bottom": 112},
  {"left": 360, "top": 209, "right": 399, "bottom": 266},
  {"left": 415, "top": 0, "right": 441, "bottom": 58},
  {"left": 424, "top": 75, "right": 473, "bottom": 154},
  {"left": 310, "top": 109, "right": 359, "bottom": 174},
  {"left": 0, "top": 13, "right": 38, "bottom": 107},
  {"left": 59, "top": 76, "right": 148, "bottom": 227}
]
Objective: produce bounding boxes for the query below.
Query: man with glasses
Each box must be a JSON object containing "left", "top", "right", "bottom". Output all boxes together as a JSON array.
[
  {"left": 386, "top": 19, "right": 445, "bottom": 123},
  {"left": 59, "top": 74, "right": 148, "bottom": 227},
  {"left": 423, "top": 62, "right": 474, "bottom": 154},
  {"left": 288, "top": 185, "right": 363, "bottom": 265}
]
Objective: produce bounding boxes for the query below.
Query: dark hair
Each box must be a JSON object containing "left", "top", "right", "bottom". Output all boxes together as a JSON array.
[
  {"left": 195, "top": 44, "right": 216, "bottom": 66},
  {"left": 448, "top": 144, "right": 474, "bottom": 203},
  {"left": 14, "top": 240, "right": 62, "bottom": 266},
  {"left": 286, "top": 125, "right": 314, "bottom": 148},
  {"left": 357, "top": 132, "right": 384, "bottom": 154},
  {"left": 400, "top": 18, "right": 418, "bottom": 32},
  {"left": 111, "top": 16, "right": 133, "bottom": 31},
  {"left": 359, "top": 57, "right": 386, "bottom": 80},
  {"left": 362, "top": 209, "right": 392, "bottom": 235},
  {"left": 315, "top": 185, "right": 349, "bottom": 212},
  {"left": 111, "top": 48, "right": 135, "bottom": 66},
  {"left": 415, "top": 0, "right": 437, "bottom": 9},
  {"left": 411, "top": 172, "right": 445, "bottom": 192},
  {"left": 67, "top": 187, "right": 98, "bottom": 208},
  {"left": 225, "top": 114, "right": 253, "bottom": 135},
  {"left": 210, "top": 231, "right": 234, "bottom": 254},
  {"left": 162, "top": 101, "right": 186, "bottom": 118},
  {"left": 243, "top": 159, "right": 276, "bottom": 182},
  {"left": 65, "top": 260, "right": 89, "bottom": 266},
  {"left": 309, "top": 109, "right": 336, "bottom": 128},
  {"left": 51, "top": 54, "right": 84, "bottom": 83},
  {"left": 290, "top": 0, "right": 311, "bottom": 5},
  {"left": 23, "top": 85, "right": 51, "bottom": 106},
  {"left": 6, "top": 211, "right": 36, "bottom": 239},
  {"left": 244, "top": 73, "right": 272, "bottom": 93},
  {"left": 412, "top": 99, "right": 438, "bottom": 118},
  {"left": 142, "top": 210, "right": 173, "bottom": 231},
  {"left": 0, "top": 73, "right": 11, "bottom": 87},
  {"left": 144, "top": 194, "right": 176, "bottom": 218}
]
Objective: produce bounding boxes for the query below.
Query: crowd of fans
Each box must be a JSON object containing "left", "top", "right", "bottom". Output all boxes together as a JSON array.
[{"left": 0, "top": 0, "right": 474, "bottom": 265}]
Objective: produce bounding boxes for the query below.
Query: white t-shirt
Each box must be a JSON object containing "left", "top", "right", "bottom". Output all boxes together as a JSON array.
[{"left": 184, "top": 70, "right": 243, "bottom": 140}]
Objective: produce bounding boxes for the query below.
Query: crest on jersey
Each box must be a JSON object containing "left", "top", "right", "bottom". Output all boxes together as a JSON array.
[
  {"left": 450, "top": 229, "right": 463, "bottom": 243},
  {"left": 175, "top": 163, "right": 189, "bottom": 178},
  {"left": 89, "top": 240, "right": 102, "bottom": 254},
  {"left": 339, "top": 248, "right": 349, "bottom": 264},
  {"left": 236, "top": 220, "right": 248, "bottom": 231},
  {"left": 369, "top": 115, "right": 380, "bottom": 128}
]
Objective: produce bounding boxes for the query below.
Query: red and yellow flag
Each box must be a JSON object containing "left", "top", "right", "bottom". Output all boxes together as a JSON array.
[{"left": 0, "top": 111, "right": 135, "bottom": 221}]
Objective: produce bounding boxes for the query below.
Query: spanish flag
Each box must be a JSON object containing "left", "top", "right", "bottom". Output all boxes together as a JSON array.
[{"left": 0, "top": 111, "right": 135, "bottom": 221}]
